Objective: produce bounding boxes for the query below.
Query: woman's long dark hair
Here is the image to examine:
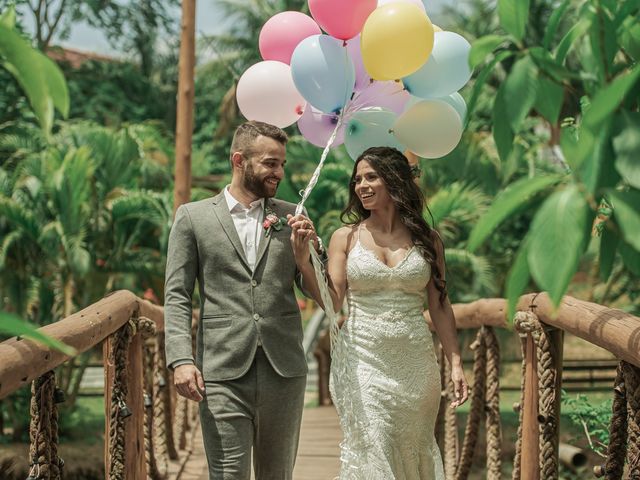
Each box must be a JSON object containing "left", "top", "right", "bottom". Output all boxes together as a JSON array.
[{"left": 341, "top": 146, "right": 448, "bottom": 304}]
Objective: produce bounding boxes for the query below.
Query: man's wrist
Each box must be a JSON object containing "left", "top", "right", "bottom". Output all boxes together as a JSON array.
[{"left": 170, "top": 359, "right": 195, "bottom": 370}]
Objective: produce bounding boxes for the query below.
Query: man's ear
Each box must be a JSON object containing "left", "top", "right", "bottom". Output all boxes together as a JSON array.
[{"left": 231, "top": 151, "right": 244, "bottom": 170}]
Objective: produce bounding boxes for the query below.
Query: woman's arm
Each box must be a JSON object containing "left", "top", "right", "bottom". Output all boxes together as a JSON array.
[
  {"left": 426, "top": 233, "right": 469, "bottom": 408},
  {"left": 292, "top": 226, "right": 351, "bottom": 313}
]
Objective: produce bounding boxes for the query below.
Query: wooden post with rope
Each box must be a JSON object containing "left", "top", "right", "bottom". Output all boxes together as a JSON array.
[
  {"left": 549, "top": 328, "right": 564, "bottom": 474},
  {"left": 103, "top": 320, "right": 147, "bottom": 479},
  {"left": 520, "top": 333, "right": 540, "bottom": 480}
]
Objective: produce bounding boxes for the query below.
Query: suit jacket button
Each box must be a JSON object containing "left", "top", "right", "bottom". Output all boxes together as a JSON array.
[
  {"left": 251, "top": 280, "right": 257, "bottom": 287},
  {"left": 253, "top": 313, "right": 260, "bottom": 321}
]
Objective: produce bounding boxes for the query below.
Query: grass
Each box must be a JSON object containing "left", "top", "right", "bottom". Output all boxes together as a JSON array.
[{"left": 58, "top": 396, "right": 104, "bottom": 443}]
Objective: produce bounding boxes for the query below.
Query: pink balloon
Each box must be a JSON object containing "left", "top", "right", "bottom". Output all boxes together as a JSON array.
[
  {"left": 259, "top": 12, "right": 322, "bottom": 64},
  {"left": 377, "top": 0, "right": 425, "bottom": 11},
  {"left": 297, "top": 105, "right": 345, "bottom": 148},
  {"left": 348, "top": 80, "right": 409, "bottom": 115},
  {"left": 308, "top": 0, "right": 378, "bottom": 40},
  {"left": 345, "top": 35, "right": 371, "bottom": 91},
  {"left": 236, "top": 61, "right": 306, "bottom": 128}
]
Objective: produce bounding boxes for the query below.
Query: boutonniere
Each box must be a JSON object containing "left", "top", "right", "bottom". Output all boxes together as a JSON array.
[{"left": 263, "top": 206, "right": 287, "bottom": 236}]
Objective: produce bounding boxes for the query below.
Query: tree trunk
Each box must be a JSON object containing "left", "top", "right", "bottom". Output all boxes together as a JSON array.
[{"left": 173, "top": 0, "right": 197, "bottom": 216}]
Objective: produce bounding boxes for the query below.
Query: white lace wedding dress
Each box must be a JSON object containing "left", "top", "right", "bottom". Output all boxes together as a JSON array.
[{"left": 329, "top": 229, "right": 445, "bottom": 479}]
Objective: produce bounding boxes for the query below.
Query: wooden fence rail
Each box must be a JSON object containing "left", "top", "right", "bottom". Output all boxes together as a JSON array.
[
  {"left": 0, "top": 290, "right": 194, "bottom": 480},
  {"left": 2, "top": 290, "right": 639, "bottom": 479}
]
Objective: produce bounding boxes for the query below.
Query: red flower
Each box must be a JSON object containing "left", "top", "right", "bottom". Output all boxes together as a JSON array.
[{"left": 266, "top": 213, "right": 279, "bottom": 224}]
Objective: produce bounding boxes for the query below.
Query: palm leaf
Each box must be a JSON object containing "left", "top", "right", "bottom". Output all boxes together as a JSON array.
[
  {"left": 0, "top": 197, "right": 40, "bottom": 240},
  {"left": 0, "top": 230, "right": 21, "bottom": 269},
  {"left": 110, "top": 191, "right": 166, "bottom": 226},
  {"left": 445, "top": 248, "right": 497, "bottom": 299}
]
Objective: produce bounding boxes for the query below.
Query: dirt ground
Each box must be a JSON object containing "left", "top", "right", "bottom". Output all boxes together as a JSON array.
[{"left": 0, "top": 441, "right": 104, "bottom": 479}]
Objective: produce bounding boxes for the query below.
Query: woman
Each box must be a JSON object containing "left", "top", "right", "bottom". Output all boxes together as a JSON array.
[{"left": 291, "top": 146, "right": 468, "bottom": 479}]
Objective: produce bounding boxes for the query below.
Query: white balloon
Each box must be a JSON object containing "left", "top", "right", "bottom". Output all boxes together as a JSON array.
[
  {"left": 405, "top": 92, "right": 467, "bottom": 123},
  {"left": 236, "top": 61, "right": 306, "bottom": 128},
  {"left": 393, "top": 100, "right": 462, "bottom": 158}
]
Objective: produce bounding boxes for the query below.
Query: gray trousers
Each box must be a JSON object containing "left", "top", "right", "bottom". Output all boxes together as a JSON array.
[{"left": 199, "top": 347, "right": 306, "bottom": 480}]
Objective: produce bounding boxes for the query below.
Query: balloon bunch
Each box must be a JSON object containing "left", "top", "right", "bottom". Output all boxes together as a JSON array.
[{"left": 236, "top": 0, "right": 472, "bottom": 160}]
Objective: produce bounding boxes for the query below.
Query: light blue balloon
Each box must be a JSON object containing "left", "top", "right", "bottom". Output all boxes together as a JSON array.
[
  {"left": 344, "top": 107, "right": 405, "bottom": 161},
  {"left": 290, "top": 34, "right": 356, "bottom": 114},
  {"left": 402, "top": 31, "right": 472, "bottom": 99},
  {"left": 405, "top": 92, "right": 467, "bottom": 122}
]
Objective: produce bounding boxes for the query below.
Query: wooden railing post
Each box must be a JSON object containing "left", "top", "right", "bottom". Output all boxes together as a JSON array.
[
  {"left": 104, "top": 324, "right": 147, "bottom": 479},
  {"left": 521, "top": 333, "right": 540, "bottom": 480}
]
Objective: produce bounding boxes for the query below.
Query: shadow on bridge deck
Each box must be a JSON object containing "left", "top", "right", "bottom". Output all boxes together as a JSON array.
[{"left": 172, "top": 406, "right": 341, "bottom": 480}]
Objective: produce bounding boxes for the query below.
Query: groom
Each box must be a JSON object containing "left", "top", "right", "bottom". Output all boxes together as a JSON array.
[{"left": 164, "top": 120, "right": 321, "bottom": 479}]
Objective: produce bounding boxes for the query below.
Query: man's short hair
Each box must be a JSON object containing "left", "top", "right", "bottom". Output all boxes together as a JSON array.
[{"left": 230, "top": 121, "right": 288, "bottom": 162}]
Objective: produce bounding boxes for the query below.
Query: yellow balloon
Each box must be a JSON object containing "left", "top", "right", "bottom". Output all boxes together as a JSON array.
[
  {"left": 433, "top": 24, "right": 443, "bottom": 32},
  {"left": 361, "top": 3, "right": 434, "bottom": 81}
]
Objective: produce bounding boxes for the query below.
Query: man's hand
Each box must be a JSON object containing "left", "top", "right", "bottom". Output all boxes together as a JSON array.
[{"left": 174, "top": 364, "right": 205, "bottom": 402}]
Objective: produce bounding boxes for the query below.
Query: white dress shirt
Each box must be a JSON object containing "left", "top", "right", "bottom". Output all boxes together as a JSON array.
[{"left": 223, "top": 186, "right": 264, "bottom": 271}]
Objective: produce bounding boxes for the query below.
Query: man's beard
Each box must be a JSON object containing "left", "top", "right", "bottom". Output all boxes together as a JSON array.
[{"left": 243, "top": 162, "right": 278, "bottom": 198}]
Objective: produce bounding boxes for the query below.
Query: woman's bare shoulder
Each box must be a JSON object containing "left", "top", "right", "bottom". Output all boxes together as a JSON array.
[{"left": 330, "top": 225, "right": 357, "bottom": 249}]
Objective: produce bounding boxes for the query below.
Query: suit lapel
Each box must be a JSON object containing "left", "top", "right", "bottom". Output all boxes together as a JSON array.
[
  {"left": 211, "top": 192, "right": 251, "bottom": 271},
  {"left": 255, "top": 198, "right": 276, "bottom": 268}
]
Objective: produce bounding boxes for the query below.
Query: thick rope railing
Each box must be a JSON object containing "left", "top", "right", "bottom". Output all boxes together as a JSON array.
[
  {"left": 452, "top": 326, "right": 501, "bottom": 480},
  {"left": 623, "top": 362, "right": 640, "bottom": 478},
  {"left": 151, "top": 336, "right": 170, "bottom": 478},
  {"left": 513, "top": 310, "right": 560, "bottom": 480},
  {"left": 107, "top": 316, "right": 137, "bottom": 480},
  {"left": 534, "top": 325, "right": 560, "bottom": 480},
  {"left": 454, "top": 328, "right": 487, "bottom": 480},
  {"left": 139, "top": 316, "right": 169, "bottom": 480},
  {"left": 27, "top": 371, "right": 63, "bottom": 480},
  {"left": 593, "top": 361, "right": 640, "bottom": 479},
  {"left": 484, "top": 326, "right": 502, "bottom": 478},
  {"left": 511, "top": 326, "right": 528, "bottom": 480}
]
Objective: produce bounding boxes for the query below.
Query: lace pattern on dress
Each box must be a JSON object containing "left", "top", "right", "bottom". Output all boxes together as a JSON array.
[{"left": 329, "top": 228, "right": 444, "bottom": 479}]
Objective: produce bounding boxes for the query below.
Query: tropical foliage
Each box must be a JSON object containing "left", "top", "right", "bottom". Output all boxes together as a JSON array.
[{"left": 463, "top": 0, "right": 639, "bottom": 316}]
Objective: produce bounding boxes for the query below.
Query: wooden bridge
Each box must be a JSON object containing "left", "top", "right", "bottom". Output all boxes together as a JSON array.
[
  {"left": 1, "top": 290, "right": 639, "bottom": 479},
  {"left": 173, "top": 405, "right": 341, "bottom": 480}
]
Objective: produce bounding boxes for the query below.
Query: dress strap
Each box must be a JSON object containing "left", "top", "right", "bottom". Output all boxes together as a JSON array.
[{"left": 356, "top": 223, "right": 362, "bottom": 242}]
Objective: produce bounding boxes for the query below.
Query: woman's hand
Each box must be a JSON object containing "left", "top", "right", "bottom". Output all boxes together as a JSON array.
[
  {"left": 288, "top": 214, "right": 315, "bottom": 267},
  {"left": 450, "top": 363, "right": 469, "bottom": 408}
]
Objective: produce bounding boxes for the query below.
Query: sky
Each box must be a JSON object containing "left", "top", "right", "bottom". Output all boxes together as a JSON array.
[{"left": 55, "top": 0, "right": 449, "bottom": 56}]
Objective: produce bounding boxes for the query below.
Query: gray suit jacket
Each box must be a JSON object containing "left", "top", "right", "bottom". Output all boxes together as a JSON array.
[{"left": 164, "top": 192, "right": 308, "bottom": 381}]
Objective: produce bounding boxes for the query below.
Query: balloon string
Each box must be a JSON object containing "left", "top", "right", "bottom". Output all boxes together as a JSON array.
[
  {"left": 295, "top": 112, "right": 344, "bottom": 216},
  {"left": 348, "top": 83, "right": 408, "bottom": 112}
]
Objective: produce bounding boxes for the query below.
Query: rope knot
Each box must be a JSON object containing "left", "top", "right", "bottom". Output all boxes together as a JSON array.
[
  {"left": 138, "top": 316, "right": 156, "bottom": 339},
  {"left": 513, "top": 311, "right": 541, "bottom": 336}
]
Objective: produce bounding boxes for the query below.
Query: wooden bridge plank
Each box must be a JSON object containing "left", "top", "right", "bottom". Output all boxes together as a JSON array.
[{"left": 170, "top": 406, "right": 341, "bottom": 480}]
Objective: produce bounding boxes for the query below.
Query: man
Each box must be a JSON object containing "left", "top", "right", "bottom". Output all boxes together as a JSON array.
[{"left": 164, "top": 121, "right": 321, "bottom": 479}]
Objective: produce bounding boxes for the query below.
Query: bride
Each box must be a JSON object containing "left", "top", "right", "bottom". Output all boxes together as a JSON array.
[{"left": 290, "top": 146, "right": 469, "bottom": 479}]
